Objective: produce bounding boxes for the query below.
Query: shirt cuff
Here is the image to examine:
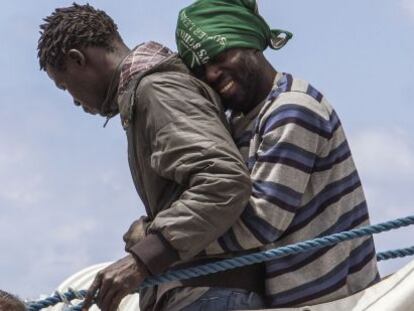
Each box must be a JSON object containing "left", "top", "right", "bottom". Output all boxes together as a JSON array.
[{"left": 128, "top": 232, "right": 180, "bottom": 275}]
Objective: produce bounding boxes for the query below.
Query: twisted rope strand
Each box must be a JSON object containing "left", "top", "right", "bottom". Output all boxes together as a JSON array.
[
  {"left": 377, "top": 245, "right": 414, "bottom": 261},
  {"left": 27, "top": 289, "right": 87, "bottom": 311}
]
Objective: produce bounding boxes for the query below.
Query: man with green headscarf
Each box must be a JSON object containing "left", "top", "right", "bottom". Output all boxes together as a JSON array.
[{"left": 176, "top": 0, "right": 380, "bottom": 308}]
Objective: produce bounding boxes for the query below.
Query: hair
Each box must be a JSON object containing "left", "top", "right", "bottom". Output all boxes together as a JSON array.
[
  {"left": 0, "top": 290, "right": 26, "bottom": 311},
  {"left": 37, "top": 2, "right": 121, "bottom": 71}
]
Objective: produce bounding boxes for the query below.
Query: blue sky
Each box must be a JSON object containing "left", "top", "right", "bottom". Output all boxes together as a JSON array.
[{"left": 1, "top": 0, "right": 414, "bottom": 300}]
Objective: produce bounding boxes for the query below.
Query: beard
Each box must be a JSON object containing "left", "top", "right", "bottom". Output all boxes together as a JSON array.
[{"left": 221, "top": 54, "right": 261, "bottom": 113}]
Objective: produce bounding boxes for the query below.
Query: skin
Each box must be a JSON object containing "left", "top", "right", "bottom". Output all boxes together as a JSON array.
[
  {"left": 81, "top": 254, "right": 148, "bottom": 311},
  {"left": 45, "top": 41, "right": 150, "bottom": 311},
  {"left": 46, "top": 41, "right": 130, "bottom": 116},
  {"left": 197, "top": 48, "right": 277, "bottom": 114}
]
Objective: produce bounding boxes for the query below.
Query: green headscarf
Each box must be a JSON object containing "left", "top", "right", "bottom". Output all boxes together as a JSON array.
[{"left": 176, "top": 0, "right": 293, "bottom": 69}]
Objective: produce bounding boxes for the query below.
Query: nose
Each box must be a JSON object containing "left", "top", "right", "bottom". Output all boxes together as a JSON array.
[{"left": 204, "top": 63, "right": 222, "bottom": 85}]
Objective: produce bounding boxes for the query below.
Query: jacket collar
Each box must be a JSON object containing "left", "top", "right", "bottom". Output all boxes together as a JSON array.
[
  {"left": 100, "top": 41, "right": 173, "bottom": 126},
  {"left": 118, "top": 41, "right": 173, "bottom": 95}
]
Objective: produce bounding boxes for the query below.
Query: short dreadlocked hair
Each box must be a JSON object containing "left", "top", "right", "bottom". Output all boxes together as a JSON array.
[
  {"left": 0, "top": 290, "right": 26, "bottom": 311},
  {"left": 37, "top": 3, "right": 121, "bottom": 71}
]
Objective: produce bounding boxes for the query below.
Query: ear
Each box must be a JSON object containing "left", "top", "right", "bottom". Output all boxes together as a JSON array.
[
  {"left": 67, "top": 49, "right": 86, "bottom": 67},
  {"left": 252, "top": 49, "right": 265, "bottom": 60}
]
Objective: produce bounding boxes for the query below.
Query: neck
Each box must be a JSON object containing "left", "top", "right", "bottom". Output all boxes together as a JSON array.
[
  {"left": 105, "top": 41, "right": 131, "bottom": 79},
  {"left": 92, "top": 41, "right": 131, "bottom": 116},
  {"left": 260, "top": 60, "right": 277, "bottom": 100}
]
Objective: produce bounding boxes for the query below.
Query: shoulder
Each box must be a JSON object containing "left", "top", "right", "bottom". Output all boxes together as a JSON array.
[
  {"left": 129, "top": 70, "right": 225, "bottom": 134},
  {"left": 265, "top": 73, "right": 334, "bottom": 121},
  {"left": 136, "top": 70, "right": 222, "bottom": 117},
  {"left": 137, "top": 71, "right": 204, "bottom": 100}
]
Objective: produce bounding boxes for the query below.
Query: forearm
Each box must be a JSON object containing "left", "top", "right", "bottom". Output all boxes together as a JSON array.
[
  {"left": 204, "top": 194, "right": 297, "bottom": 255},
  {"left": 128, "top": 173, "right": 251, "bottom": 275},
  {"left": 128, "top": 232, "right": 179, "bottom": 275},
  {"left": 145, "top": 159, "right": 251, "bottom": 263}
]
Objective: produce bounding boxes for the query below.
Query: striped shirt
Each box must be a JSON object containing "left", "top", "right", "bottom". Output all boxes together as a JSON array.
[{"left": 203, "top": 72, "right": 380, "bottom": 307}]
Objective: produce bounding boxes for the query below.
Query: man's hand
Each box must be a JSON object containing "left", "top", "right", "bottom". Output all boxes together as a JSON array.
[
  {"left": 123, "top": 216, "right": 148, "bottom": 251},
  {"left": 81, "top": 254, "right": 149, "bottom": 311}
]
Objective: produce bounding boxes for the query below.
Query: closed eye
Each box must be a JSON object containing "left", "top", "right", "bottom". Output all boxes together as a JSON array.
[{"left": 193, "top": 65, "right": 206, "bottom": 80}]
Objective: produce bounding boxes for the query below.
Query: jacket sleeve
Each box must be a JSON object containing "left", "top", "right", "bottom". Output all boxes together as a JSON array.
[
  {"left": 128, "top": 72, "right": 251, "bottom": 275},
  {"left": 202, "top": 92, "right": 327, "bottom": 255}
]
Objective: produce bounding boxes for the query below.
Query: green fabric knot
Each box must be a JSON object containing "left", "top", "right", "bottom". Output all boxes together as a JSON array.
[{"left": 176, "top": 0, "right": 293, "bottom": 69}]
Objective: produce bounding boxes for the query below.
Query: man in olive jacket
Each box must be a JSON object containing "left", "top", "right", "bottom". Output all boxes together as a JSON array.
[{"left": 38, "top": 4, "right": 263, "bottom": 311}]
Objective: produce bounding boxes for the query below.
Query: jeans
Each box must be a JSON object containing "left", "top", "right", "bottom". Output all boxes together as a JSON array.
[{"left": 180, "top": 287, "right": 266, "bottom": 311}]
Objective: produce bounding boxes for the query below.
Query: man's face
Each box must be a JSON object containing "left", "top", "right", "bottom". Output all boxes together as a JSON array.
[
  {"left": 197, "top": 48, "right": 262, "bottom": 113},
  {"left": 46, "top": 61, "right": 107, "bottom": 116}
]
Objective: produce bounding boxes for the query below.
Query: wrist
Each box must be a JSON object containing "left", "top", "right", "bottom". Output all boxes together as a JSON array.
[
  {"left": 128, "top": 233, "right": 179, "bottom": 275},
  {"left": 129, "top": 253, "right": 151, "bottom": 277}
]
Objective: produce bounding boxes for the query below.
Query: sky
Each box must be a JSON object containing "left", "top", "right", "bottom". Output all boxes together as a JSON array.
[{"left": 1, "top": 0, "right": 414, "bottom": 300}]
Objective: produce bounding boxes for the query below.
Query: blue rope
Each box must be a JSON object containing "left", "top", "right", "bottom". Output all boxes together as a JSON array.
[
  {"left": 26, "top": 215, "right": 414, "bottom": 311},
  {"left": 377, "top": 245, "right": 414, "bottom": 261},
  {"left": 26, "top": 288, "right": 86, "bottom": 311}
]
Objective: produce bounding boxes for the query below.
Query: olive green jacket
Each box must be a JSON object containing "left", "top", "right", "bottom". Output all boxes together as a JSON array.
[{"left": 115, "top": 54, "right": 251, "bottom": 277}]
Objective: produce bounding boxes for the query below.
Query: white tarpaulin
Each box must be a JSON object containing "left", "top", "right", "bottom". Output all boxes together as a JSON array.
[
  {"left": 44, "top": 259, "right": 414, "bottom": 311},
  {"left": 43, "top": 262, "right": 140, "bottom": 311}
]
